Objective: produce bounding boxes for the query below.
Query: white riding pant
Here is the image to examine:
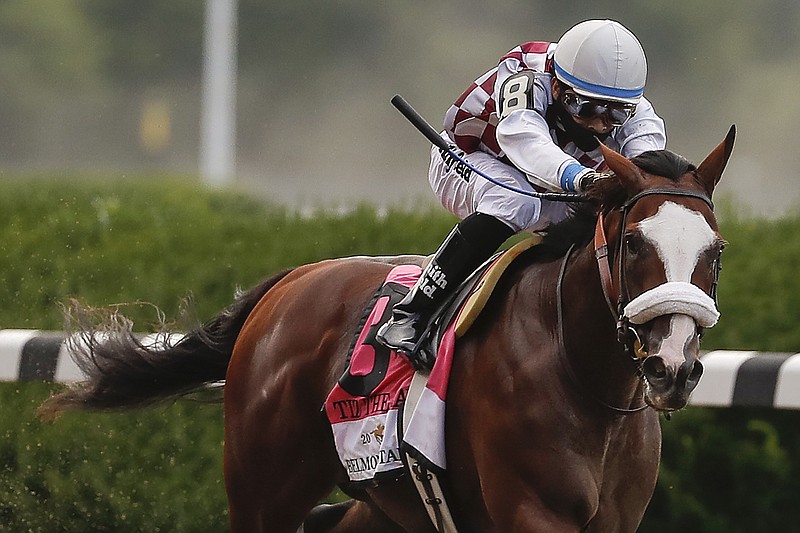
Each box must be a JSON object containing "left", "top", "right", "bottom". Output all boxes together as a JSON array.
[{"left": 428, "top": 143, "right": 570, "bottom": 233}]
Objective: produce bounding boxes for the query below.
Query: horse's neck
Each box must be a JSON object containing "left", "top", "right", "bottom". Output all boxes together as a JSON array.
[
  {"left": 557, "top": 242, "right": 645, "bottom": 411},
  {"left": 562, "top": 243, "right": 618, "bottom": 345}
]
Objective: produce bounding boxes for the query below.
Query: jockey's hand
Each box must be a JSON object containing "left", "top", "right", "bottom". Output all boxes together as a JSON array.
[{"left": 577, "top": 171, "right": 610, "bottom": 193}]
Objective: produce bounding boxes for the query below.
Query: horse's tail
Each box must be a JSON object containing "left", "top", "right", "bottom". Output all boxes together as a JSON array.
[{"left": 37, "top": 270, "right": 294, "bottom": 421}]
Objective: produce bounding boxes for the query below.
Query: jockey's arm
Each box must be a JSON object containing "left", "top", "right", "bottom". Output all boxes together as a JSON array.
[
  {"left": 496, "top": 96, "right": 667, "bottom": 193},
  {"left": 493, "top": 68, "right": 597, "bottom": 193},
  {"left": 496, "top": 108, "right": 589, "bottom": 192}
]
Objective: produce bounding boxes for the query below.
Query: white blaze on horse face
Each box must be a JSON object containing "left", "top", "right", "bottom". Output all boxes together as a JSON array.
[
  {"left": 655, "top": 314, "right": 696, "bottom": 358},
  {"left": 637, "top": 201, "right": 716, "bottom": 282}
]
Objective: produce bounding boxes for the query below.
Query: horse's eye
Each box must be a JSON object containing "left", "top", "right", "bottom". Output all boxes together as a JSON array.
[{"left": 625, "top": 234, "right": 643, "bottom": 256}]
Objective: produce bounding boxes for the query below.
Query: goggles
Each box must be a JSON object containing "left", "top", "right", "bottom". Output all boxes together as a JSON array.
[{"left": 562, "top": 91, "right": 637, "bottom": 127}]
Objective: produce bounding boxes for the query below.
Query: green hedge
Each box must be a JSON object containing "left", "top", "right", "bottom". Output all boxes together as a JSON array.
[
  {"left": 1, "top": 383, "right": 227, "bottom": 532},
  {"left": 1, "top": 176, "right": 799, "bottom": 531},
  {"left": 0, "top": 175, "right": 455, "bottom": 330}
]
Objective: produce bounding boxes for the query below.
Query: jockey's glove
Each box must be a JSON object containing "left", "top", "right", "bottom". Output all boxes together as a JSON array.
[{"left": 577, "top": 171, "right": 610, "bottom": 193}]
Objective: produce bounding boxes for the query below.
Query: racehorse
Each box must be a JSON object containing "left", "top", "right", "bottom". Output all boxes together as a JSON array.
[{"left": 39, "top": 128, "right": 735, "bottom": 532}]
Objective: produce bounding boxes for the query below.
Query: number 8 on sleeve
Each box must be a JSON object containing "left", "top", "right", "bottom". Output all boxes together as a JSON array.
[{"left": 498, "top": 71, "right": 538, "bottom": 119}]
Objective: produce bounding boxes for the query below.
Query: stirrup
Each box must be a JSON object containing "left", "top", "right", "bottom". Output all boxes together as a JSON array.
[
  {"left": 403, "top": 338, "right": 435, "bottom": 371},
  {"left": 376, "top": 320, "right": 435, "bottom": 371}
]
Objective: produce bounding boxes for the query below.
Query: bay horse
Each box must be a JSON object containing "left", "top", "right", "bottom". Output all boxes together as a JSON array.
[{"left": 39, "top": 128, "right": 735, "bottom": 532}]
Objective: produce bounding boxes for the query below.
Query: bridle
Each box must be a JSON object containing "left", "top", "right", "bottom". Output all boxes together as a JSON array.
[
  {"left": 556, "top": 187, "right": 718, "bottom": 415},
  {"left": 593, "top": 188, "right": 717, "bottom": 358}
]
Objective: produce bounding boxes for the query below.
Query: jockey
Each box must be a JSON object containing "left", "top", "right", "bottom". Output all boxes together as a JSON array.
[{"left": 376, "top": 19, "right": 667, "bottom": 369}]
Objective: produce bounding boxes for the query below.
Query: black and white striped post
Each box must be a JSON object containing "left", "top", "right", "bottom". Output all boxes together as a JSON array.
[
  {"left": 0, "top": 330, "right": 83, "bottom": 383},
  {"left": 0, "top": 329, "right": 183, "bottom": 384},
  {"left": 690, "top": 350, "right": 800, "bottom": 409}
]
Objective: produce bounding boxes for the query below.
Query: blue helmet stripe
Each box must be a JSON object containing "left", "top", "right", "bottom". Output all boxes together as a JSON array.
[{"left": 554, "top": 61, "right": 644, "bottom": 100}]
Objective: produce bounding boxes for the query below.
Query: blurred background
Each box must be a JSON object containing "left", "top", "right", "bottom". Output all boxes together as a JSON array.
[{"left": 1, "top": 0, "right": 798, "bottom": 216}]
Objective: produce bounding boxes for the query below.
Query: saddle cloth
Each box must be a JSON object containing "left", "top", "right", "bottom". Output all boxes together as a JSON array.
[{"left": 324, "top": 237, "right": 540, "bottom": 484}]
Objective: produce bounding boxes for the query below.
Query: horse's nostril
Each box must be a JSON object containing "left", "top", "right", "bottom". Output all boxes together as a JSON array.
[
  {"left": 685, "top": 360, "right": 704, "bottom": 386},
  {"left": 642, "top": 356, "right": 668, "bottom": 382}
]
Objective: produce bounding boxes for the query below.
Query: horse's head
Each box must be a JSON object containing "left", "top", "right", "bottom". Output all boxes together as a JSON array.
[{"left": 590, "top": 127, "right": 735, "bottom": 411}]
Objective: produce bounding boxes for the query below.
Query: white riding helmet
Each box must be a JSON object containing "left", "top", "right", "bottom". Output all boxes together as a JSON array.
[{"left": 553, "top": 20, "right": 647, "bottom": 105}]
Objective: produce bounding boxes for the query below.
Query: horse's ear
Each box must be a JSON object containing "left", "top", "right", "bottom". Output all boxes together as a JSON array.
[
  {"left": 695, "top": 125, "right": 736, "bottom": 196},
  {"left": 599, "top": 142, "right": 646, "bottom": 194}
]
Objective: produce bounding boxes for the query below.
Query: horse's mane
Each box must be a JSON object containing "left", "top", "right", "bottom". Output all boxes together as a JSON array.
[
  {"left": 531, "top": 149, "right": 695, "bottom": 259},
  {"left": 629, "top": 149, "right": 696, "bottom": 180}
]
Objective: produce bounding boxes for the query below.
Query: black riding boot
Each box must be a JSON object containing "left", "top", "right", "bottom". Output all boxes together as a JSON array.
[{"left": 376, "top": 212, "right": 515, "bottom": 369}]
